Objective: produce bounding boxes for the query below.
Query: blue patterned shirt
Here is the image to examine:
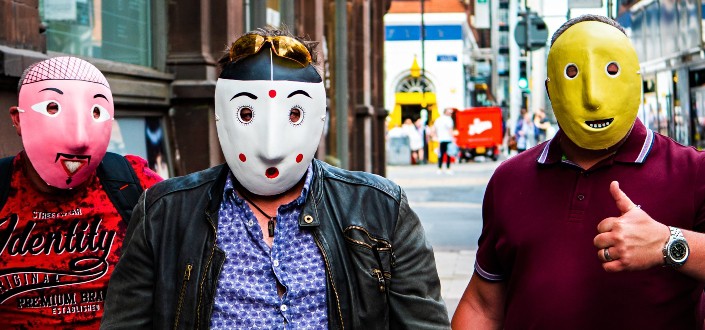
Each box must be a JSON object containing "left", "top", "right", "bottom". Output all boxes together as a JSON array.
[{"left": 210, "top": 166, "right": 328, "bottom": 329}]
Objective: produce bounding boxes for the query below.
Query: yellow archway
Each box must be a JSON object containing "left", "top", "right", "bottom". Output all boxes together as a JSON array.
[{"left": 389, "top": 91, "right": 441, "bottom": 163}]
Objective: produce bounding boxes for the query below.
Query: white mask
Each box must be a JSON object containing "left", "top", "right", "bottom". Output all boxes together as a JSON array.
[{"left": 215, "top": 79, "right": 326, "bottom": 196}]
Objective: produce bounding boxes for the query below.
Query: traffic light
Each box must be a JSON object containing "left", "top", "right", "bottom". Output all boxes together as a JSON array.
[
  {"left": 518, "top": 59, "right": 529, "bottom": 92},
  {"left": 514, "top": 11, "right": 549, "bottom": 52}
]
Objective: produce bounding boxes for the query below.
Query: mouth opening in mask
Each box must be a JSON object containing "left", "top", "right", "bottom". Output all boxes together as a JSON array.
[
  {"left": 265, "top": 167, "right": 279, "bottom": 179},
  {"left": 585, "top": 118, "right": 614, "bottom": 129},
  {"left": 55, "top": 153, "right": 91, "bottom": 175}
]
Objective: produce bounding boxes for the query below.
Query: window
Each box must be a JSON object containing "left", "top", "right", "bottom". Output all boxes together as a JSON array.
[
  {"left": 108, "top": 116, "right": 171, "bottom": 178},
  {"left": 396, "top": 76, "right": 435, "bottom": 93},
  {"left": 246, "top": 0, "right": 295, "bottom": 31},
  {"left": 39, "top": 0, "right": 152, "bottom": 67}
]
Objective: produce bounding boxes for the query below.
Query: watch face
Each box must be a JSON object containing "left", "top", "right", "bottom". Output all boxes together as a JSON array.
[{"left": 669, "top": 241, "right": 688, "bottom": 262}]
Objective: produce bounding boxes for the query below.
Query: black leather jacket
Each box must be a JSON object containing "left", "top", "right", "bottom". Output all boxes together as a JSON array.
[{"left": 101, "top": 160, "right": 450, "bottom": 329}]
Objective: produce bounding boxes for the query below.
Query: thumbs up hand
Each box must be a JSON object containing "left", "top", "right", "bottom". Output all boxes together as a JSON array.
[{"left": 593, "top": 181, "right": 670, "bottom": 272}]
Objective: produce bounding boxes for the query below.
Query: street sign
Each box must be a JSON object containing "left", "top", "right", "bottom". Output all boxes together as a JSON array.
[
  {"left": 514, "top": 12, "right": 549, "bottom": 51},
  {"left": 437, "top": 55, "right": 458, "bottom": 62}
]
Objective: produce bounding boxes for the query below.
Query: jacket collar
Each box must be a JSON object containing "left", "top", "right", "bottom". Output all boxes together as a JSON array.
[
  {"left": 299, "top": 159, "right": 325, "bottom": 227},
  {"left": 207, "top": 164, "right": 231, "bottom": 214},
  {"left": 207, "top": 161, "right": 325, "bottom": 226},
  {"left": 537, "top": 118, "right": 654, "bottom": 165}
]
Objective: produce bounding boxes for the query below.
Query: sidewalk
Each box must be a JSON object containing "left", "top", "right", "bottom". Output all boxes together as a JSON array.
[
  {"left": 434, "top": 249, "right": 475, "bottom": 318},
  {"left": 387, "top": 160, "right": 499, "bottom": 320}
]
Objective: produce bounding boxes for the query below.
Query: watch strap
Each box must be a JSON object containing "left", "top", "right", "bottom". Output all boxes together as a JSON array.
[{"left": 670, "top": 226, "right": 684, "bottom": 240}]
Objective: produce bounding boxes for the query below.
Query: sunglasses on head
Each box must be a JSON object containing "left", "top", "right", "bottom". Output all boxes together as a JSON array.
[{"left": 228, "top": 34, "right": 312, "bottom": 67}]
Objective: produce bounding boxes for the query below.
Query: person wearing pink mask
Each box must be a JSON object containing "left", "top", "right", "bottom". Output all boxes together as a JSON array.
[
  {"left": 0, "top": 56, "right": 162, "bottom": 329},
  {"left": 101, "top": 28, "right": 449, "bottom": 329}
]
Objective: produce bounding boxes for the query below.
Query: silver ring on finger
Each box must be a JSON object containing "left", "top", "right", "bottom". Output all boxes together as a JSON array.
[{"left": 603, "top": 248, "right": 613, "bottom": 262}]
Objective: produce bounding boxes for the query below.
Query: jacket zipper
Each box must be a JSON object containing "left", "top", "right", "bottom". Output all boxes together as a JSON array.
[
  {"left": 343, "top": 226, "right": 392, "bottom": 250},
  {"left": 389, "top": 243, "right": 396, "bottom": 268},
  {"left": 173, "top": 263, "right": 192, "bottom": 330},
  {"left": 195, "top": 211, "right": 219, "bottom": 330},
  {"left": 371, "top": 268, "right": 386, "bottom": 292},
  {"left": 372, "top": 244, "right": 393, "bottom": 295},
  {"left": 313, "top": 231, "right": 344, "bottom": 329}
]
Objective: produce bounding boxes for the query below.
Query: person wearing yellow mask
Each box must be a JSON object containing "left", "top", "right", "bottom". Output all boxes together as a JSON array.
[{"left": 451, "top": 14, "right": 705, "bottom": 329}]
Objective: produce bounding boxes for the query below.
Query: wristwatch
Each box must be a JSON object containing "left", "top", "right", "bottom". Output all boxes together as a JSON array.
[{"left": 663, "top": 226, "right": 689, "bottom": 268}]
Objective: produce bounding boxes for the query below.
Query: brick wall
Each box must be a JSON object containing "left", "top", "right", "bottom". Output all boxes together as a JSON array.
[{"left": 0, "top": 0, "right": 44, "bottom": 52}]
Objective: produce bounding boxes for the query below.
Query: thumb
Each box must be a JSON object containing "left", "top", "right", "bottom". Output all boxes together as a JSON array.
[{"left": 610, "top": 181, "right": 637, "bottom": 215}]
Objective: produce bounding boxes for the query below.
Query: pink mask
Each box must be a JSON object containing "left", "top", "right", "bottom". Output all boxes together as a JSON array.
[
  {"left": 17, "top": 57, "right": 114, "bottom": 189},
  {"left": 215, "top": 79, "right": 326, "bottom": 196}
]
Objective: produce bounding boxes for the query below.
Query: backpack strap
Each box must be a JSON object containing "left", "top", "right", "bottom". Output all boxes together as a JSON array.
[
  {"left": 97, "top": 152, "right": 144, "bottom": 225},
  {"left": 0, "top": 156, "right": 14, "bottom": 211}
]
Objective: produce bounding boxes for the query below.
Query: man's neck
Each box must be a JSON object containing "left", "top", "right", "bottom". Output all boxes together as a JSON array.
[
  {"left": 559, "top": 136, "right": 623, "bottom": 170},
  {"left": 237, "top": 174, "right": 307, "bottom": 210},
  {"left": 20, "top": 151, "right": 90, "bottom": 195}
]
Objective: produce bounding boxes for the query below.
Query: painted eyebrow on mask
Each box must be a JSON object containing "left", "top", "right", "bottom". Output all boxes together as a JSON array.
[
  {"left": 287, "top": 90, "right": 311, "bottom": 98},
  {"left": 94, "top": 94, "right": 108, "bottom": 101},
  {"left": 39, "top": 87, "right": 64, "bottom": 95},
  {"left": 230, "top": 92, "right": 258, "bottom": 101}
]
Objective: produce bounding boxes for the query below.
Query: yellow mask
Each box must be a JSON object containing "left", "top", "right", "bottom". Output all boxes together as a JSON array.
[{"left": 546, "top": 20, "right": 641, "bottom": 150}]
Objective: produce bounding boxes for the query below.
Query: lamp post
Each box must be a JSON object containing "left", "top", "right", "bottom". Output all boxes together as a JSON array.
[
  {"left": 335, "top": 0, "right": 349, "bottom": 169},
  {"left": 420, "top": 0, "right": 426, "bottom": 110},
  {"left": 420, "top": 0, "right": 429, "bottom": 163}
]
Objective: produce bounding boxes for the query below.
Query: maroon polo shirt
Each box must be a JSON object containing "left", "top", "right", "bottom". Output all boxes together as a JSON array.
[{"left": 476, "top": 119, "right": 705, "bottom": 329}]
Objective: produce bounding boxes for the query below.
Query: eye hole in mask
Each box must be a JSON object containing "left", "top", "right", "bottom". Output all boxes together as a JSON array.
[
  {"left": 91, "top": 105, "right": 111, "bottom": 122},
  {"left": 30, "top": 100, "right": 61, "bottom": 117},
  {"left": 289, "top": 106, "right": 304, "bottom": 125},
  {"left": 565, "top": 63, "right": 578, "bottom": 79},
  {"left": 605, "top": 62, "right": 620, "bottom": 77},
  {"left": 238, "top": 106, "right": 254, "bottom": 124}
]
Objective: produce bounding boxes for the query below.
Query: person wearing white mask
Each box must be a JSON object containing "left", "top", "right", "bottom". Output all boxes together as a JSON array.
[{"left": 100, "top": 27, "right": 449, "bottom": 329}]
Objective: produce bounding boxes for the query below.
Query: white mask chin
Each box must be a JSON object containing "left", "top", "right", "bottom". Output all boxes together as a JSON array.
[{"left": 215, "top": 79, "right": 326, "bottom": 196}]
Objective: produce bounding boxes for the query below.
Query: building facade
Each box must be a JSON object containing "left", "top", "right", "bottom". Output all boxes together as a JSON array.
[
  {"left": 0, "top": 0, "right": 390, "bottom": 176},
  {"left": 384, "top": 0, "right": 478, "bottom": 162},
  {"left": 385, "top": 0, "right": 477, "bottom": 117},
  {"left": 617, "top": 0, "right": 704, "bottom": 150}
]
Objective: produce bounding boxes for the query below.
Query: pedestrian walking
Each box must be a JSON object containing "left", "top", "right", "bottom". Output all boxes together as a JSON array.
[
  {"left": 0, "top": 57, "right": 162, "bottom": 329},
  {"left": 434, "top": 107, "right": 455, "bottom": 174},
  {"left": 101, "top": 27, "right": 449, "bottom": 329},
  {"left": 403, "top": 118, "right": 423, "bottom": 165},
  {"left": 514, "top": 108, "right": 534, "bottom": 153}
]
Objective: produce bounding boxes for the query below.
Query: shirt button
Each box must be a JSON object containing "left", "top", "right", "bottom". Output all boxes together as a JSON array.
[
  {"left": 247, "top": 219, "right": 254, "bottom": 227},
  {"left": 577, "top": 194, "right": 585, "bottom": 201},
  {"left": 273, "top": 259, "right": 279, "bottom": 267},
  {"left": 280, "top": 304, "right": 288, "bottom": 312}
]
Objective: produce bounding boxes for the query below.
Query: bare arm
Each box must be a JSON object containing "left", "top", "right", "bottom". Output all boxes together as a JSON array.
[
  {"left": 451, "top": 272, "right": 506, "bottom": 330},
  {"left": 677, "top": 229, "right": 705, "bottom": 281}
]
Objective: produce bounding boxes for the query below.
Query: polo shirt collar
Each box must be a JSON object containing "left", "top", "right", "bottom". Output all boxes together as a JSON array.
[{"left": 537, "top": 118, "right": 654, "bottom": 165}]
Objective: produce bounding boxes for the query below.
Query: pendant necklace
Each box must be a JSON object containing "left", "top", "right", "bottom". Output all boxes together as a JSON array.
[{"left": 240, "top": 193, "right": 276, "bottom": 237}]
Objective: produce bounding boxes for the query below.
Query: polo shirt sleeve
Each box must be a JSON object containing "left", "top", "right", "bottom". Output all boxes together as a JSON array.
[
  {"left": 474, "top": 174, "right": 506, "bottom": 281},
  {"left": 693, "top": 154, "right": 705, "bottom": 232}
]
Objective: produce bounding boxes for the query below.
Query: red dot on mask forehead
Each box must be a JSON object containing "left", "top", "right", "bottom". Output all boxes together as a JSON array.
[
  {"left": 296, "top": 154, "right": 303, "bottom": 163},
  {"left": 239, "top": 153, "right": 246, "bottom": 162},
  {"left": 269, "top": 90, "right": 276, "bottom": 98}
]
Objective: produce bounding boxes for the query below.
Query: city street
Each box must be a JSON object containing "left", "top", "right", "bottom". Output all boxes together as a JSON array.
[{"left": 386, "top": 157, "right": 503, "bottom": 319}]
